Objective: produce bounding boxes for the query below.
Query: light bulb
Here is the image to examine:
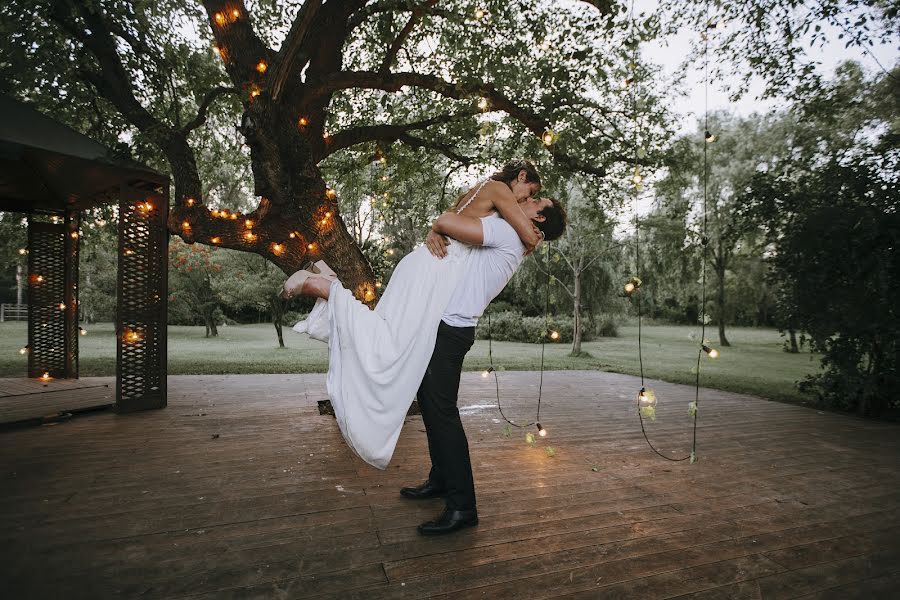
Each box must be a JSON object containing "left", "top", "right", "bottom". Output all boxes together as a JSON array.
[
  {"left": 70, "top": 231, "right": 79, "bottom": 239},
  {"left": 186, "top": 198, "right": 195, "bottom": 206},
  {"left": 536, "top": 423, "right": 547, "bottom": 437},
  {"left": 18, "top": 248, "right": 27, "bottom": 255},
  {"left": 637, "top": 387, "right": 657, "bottom": 408},
  {"left": 289, "top": 232, "right": 296, "bottom": 239},
  {"left": 482, "top": 366, "right": 495, "bottom": 378},
  {"left": 214, "top": 12, "right": 225, "bottom": 25},
  {"left": 272, "top": 243, "right": 283, "bottom": 254},
  {"left": 474, "top": 7, "right": 485, "bottom": 19},
  {"left": 549, "top": 330, "right": 559, "bottom": 340},
  {"left": 325, "top": 211, "right": 332, "bottom": 218},
  {"left": 702, "top": 344, "right": 719, "bottom": 359},
  {"left": 624, "top": 282, "right": 635, "bottom": 294},
  {"left": 231, "top": 9, "right": 240, "bottom": 19},
  {"left": 705, "top": 131, "right": 716, "bottom": 143},
  {"left": 298, "top": 116, "right": 309, "bottom": 127},
  {"left": 307, "top": 243, "right": 316, "bottom": 251},
  {"left": 541, "top": 128, "right": 557, "bottom": 146},
  {"left": 477, "top": 97, "right": 489, "bottom": 110},
  {"left": 79, "top": 327, "right": 87, "bottom": 336},
  {"left": 211, "top": 237, "right": 221, "bottom": 244},
  {"left": 19, "top": 347, "right": 27, "bottom": 355},
  {"left": 326, "top": 188, "right": 337, "bottom": 199},
  {"left": 181, "top": 221, "right": 190, "bottom": 229},
  {"left": 375, "top": 282, "right": 382, "bottom": 288},
  {"left": 256, "top": 60, "right": 268, "bottom": 73},
  {"left": 245, "top": 219, "right": 253, "bottom": 228},
  {"left": 58, "top": 303, "right": 66, "bottom": 310},
  {"left": 41, "top": 372, "right": 51, "bottom": 381}
]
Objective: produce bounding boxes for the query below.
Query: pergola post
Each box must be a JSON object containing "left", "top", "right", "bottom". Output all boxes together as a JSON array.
[
  {"left": 26, "top": 213, "right": 79, "bottom": 379},
  {"left": 115, "top": 184, "right": 169, "bottom": 412}
]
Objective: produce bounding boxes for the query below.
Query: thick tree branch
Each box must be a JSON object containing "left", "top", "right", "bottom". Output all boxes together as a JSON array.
[
  {"left": 323, "top": 111, "right": 476, "bottom": 157},
  {"left": 270, "top": 0, "right": 322, "bottom": 101},
  {"left": 310, "top": 70, "right": 609, "bottom": 175},
  {"left": 396, "top": 133, "right": 472, "bottom": 165},
  {"left": 379, "top": 0, "right": 440, "bottom": 74},
  {"left": 201, "top": 1, "right": 271, "bottom": 91},
  {"left": 181, "top": 86, "right": 239, "bottom": 133}
]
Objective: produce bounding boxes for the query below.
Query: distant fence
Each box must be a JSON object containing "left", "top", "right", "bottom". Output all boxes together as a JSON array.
[{"left": 0, "top": 304, "right": 27, "bottom": 322}]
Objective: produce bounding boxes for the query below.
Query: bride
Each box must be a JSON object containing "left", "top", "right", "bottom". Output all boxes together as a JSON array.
[{"left": 282, "top": 160, "right": 546, "bottom": 469}]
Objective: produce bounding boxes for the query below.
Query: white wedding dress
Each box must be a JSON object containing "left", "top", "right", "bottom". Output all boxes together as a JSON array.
[{"left": 291, "top": 181, "right": 498, "bottom": 469}]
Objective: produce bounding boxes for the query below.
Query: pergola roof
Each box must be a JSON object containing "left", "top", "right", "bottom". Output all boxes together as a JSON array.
[{"left": 0, "top": 96, "right": 168, "bottom": 214}]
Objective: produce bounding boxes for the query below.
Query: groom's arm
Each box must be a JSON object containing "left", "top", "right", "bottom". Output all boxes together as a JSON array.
[{"left": 425, "top": 213, "right": 484, "bottom": 258}]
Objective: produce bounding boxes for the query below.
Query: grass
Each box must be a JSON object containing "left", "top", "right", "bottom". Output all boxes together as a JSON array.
[{"left": 0, "top": 321, "right": 822, "bottom": 405}]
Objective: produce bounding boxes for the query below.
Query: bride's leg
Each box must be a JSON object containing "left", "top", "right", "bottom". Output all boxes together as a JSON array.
[{"left": 302, "top": 276, "right": 333, "bottom": 300}]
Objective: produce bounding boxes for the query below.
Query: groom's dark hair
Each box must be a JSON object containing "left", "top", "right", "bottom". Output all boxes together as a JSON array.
[{"left": 535, "top": 197, "right": 567, "bottom": 241}]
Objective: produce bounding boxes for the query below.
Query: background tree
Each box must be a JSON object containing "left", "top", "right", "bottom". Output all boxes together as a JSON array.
[{"left": 168, "top": 239, "right": 224, "bottom": 336}]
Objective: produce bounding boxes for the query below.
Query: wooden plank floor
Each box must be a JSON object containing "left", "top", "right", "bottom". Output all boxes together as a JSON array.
[
  {"left": 1, "top": 371, "right": 898, "bottom": 599},
  {"left": 0, "top": 377, "right": 115, "bottom": 425}
]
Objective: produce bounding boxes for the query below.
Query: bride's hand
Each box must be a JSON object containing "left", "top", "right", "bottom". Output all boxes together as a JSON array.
[
  {"left": 426, "top": 229, "right": 450, "bottom": 258},
  {"left": 524, "top": 226, "right": 544, "bottom": 257}
]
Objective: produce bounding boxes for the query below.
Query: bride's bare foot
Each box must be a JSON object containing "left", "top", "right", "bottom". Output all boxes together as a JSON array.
[{"left": 281, "top": 270, "right": 335, "bottom": 300}]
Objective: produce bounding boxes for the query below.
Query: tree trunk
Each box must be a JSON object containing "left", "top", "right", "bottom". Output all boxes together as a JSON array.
[
  {"left": 715, "top": 249, "right": 731, "bottom": 347},
  {"left": 270, "top": 295, "right": 285, "bottom": 348},
  {"left": 203, "top": 309, "right": 219, "bottom": 337},
  {"left": 571, "top": 269, "right": 583, "bottom": 355},
  {"left": 788, "top": 328, "right": 799, "bottom": 353}
]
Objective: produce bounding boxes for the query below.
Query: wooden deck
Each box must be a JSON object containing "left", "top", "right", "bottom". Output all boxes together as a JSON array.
[
  {"left": 1, "top": 371, "right": 898, "bottom": 599},
  {"left": 0, "top": 376, "right": 114, "bottom": 426}
]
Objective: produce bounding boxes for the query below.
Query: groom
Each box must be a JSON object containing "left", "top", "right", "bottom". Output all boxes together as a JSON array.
[{"left": 402, "top": 196, "right": 568, "bottom": 535}]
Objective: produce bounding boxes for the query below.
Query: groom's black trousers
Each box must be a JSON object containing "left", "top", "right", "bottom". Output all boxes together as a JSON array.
[{"left": 416, "top": 320, "right": 477, "bottom": 511}]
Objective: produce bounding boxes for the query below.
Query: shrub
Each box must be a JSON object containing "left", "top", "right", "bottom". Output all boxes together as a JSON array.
[{"left": 474, "top": 311, "right": 617, "bottom": 344}]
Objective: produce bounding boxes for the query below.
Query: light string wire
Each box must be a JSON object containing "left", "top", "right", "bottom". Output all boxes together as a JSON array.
[
  {"left": 631, "top": 0, "right": 706, "bottom": 463},
  {"left": 489, "top": 241, "right": 552, "bottom": 430}
]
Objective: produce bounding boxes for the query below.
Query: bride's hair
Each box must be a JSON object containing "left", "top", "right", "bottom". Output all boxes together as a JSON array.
[
  {"left": 451, "top": 159, "right": 542, "bottom": 210},
  {"left": 489, "top": 159, "right": 542, "bottom": 187}
]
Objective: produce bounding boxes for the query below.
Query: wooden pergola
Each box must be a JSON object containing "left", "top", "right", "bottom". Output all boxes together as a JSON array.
[{"left": 0, "top": 96, "right": 169, "bottom": 413}]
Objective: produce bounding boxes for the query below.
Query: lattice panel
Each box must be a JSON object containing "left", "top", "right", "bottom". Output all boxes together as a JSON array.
[
  {"left": 27, "top": 217, "right": 78, "bottom": 378},
  {"left": 116, "top": 185, "right": 168, "bottom": 411},
  {"left": 64, "top": 209, "right": 80, "bottom": 377}
]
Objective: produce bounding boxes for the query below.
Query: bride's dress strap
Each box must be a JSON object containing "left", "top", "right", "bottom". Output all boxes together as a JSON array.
[{"left": 455, "top": 179, "right": 491, "bottom": 214}]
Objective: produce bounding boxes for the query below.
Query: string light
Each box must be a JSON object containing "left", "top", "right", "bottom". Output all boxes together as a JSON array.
[
  {"left": 231, "top": 8, "right": 240, "bottom": 19},
  {"left": 19, "top": 347, "right": 27, "bottom": 355},
  {"left": 137, "top": 201, "right": 153, "bottom": 213},
  {"left": 125, "top": 249, "right": 135, "bottom": 256},
  {"left": 18, "top": 248, "right": 27, "bottom": 255},
  {"left": 632, "top": 167, "right": 643, "bottom": 185},
  {"left": 482, "top": 366, "right": 495, "bottom": 378},
  {"left": 705, "top": 130, "right": 716, "bottom": 143},
  {"left": 307, "top": 242, "right": 316, "bottom": 251},
  {"left": 541, "top": 128, "right": 558, "bottom": 146},
  {"left": 34, "top": 274, "right": 44, "bottom": 283},
  {"left": 549, "top": 330, "right": 560, "bottom": 340},
  {"left": 230, "top": 213, "right": 238, "bottom": 220},
  {"left": 249, "top": 87, "right": 261, "bottom": 99},
  {"left": 375, "top": 281, "right": 382, "bottom": 288},
  {"left": 58, "top": 303, "right": 66, "bottom": 310},
  {"left": 298, "top": 116, "right": 309, "bottom": 127},
  {"left": 289, "top": 232, "right": 297, "bottom": 239},
  {"left": 702, "top": 344, "right": 719, "bottom": 359},
  {"left": 181, "top": 221, "right": 191, "bottom": 230},
  {"left": 477, "top": 97, "right": 489, "bottom": 111},
  {"left": 256, "top": 60, "right": 268, "bottom": 73},
  {"left": 40, "top": 372, "right": 51, "bottom": 383},
  {"left": 79, "top": 327, "right": 87, "bottom": 336},
  {"left": 124, "top": 330, "right": 141, "bottom": 343},
  {"left": 214, "top": 12, "right": 226, "bottom": 25},
  {"left": 211, "top": 237, "right": 221, "bottom": 244},
  {"left": 244, "top": 231, "right": 257, "bottom": 241},
  {"left": 624, "top": 276, "right": 642, "bottom": 295},
  {"left": 186, "top": 197, "right": 195, "bottom": 207},
  {"left": 325, "top": 188, "right": 337, "bottom": 199},
  {"left": 272, "top": 243, "right": 283, "bottom": 254},
  {"left": 536, "top": 422, "right": 547, "bottom": 437},
  {"left": 70, "top": 231, "right": 79, "bottom": 239},
  {"left": 637, "top": 387, "right": 657, "bottom": 420},
  {"left": 211, "top": 209, "right": 220, "bottom": 217},
  {"left": 325, "top": 211, "right": 332, "bottom": 218},
  {"left": 245, "top": 219, "right": 253, "bottom": 228}
]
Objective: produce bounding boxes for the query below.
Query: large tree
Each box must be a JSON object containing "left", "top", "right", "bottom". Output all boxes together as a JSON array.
[{"left": 2, "top": 0, "right": 640, "bottom": 299}]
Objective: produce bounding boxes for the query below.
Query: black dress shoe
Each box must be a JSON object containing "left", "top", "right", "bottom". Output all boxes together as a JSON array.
[
  {"left": 400, "top": 480, "right": 447, "bottom": 500},
  {"left": 417, "top": 508, "right": 478, "bottom": 536}
]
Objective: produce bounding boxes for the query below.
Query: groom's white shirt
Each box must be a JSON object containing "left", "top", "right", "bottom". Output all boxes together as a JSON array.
[{"left": 441, "top": 213, "right": 525, "bottom": 327}]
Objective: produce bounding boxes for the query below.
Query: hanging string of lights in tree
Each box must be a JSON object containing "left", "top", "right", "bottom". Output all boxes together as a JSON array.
[
  {"left": 626, "top": 0, "right": 721, "bottom": 464},
  {"left": 484, "top": 242, "right": 557, "bottom": 448}
]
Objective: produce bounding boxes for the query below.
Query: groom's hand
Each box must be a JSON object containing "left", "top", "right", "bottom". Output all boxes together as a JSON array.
[
  {"left": 524, "top": 225, "right": 544, "bottom": 257},
  {"left": 426, "top": 229, "right": 450, "bottom": 258}
]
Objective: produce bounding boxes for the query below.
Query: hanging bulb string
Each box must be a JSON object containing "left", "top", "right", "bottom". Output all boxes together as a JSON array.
[
  {"left": 629, "top": 0, "right": 702, "bottom": 463},
  {"left": 489, "top": 241, "right": 552, "bottom": 429}
]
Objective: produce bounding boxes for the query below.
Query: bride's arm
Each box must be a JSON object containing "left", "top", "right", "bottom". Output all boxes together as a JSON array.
[{"left": 484, "top": 183, "right": 541, "bottom": 252}]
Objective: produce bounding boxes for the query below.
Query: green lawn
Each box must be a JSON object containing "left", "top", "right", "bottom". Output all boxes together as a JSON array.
[{"left": 0, "top": 321, "right": 822, "bottom": 404}]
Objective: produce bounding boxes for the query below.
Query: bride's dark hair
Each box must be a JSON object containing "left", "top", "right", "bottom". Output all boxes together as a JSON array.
[{"left": 489, "top": 159, "right": 542, "bottom": 187}]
